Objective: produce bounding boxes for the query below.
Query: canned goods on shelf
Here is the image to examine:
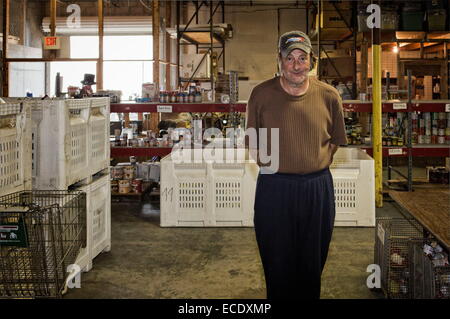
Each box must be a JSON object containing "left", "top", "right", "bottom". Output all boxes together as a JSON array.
[
  {"left": 131, "top": 178, "right": 143, "bottom": 194},
  {"left": 123, "top": 166, "right": 135, "bottom": 180},
  {"left": 111, "top": 180, "right": 119, "bottom": 193},
  {"left": 119, "top": 180, "right": 131, "bottom": 194},
  {"left": 111, "top": 166, "right": 124, "bottom": 179}
]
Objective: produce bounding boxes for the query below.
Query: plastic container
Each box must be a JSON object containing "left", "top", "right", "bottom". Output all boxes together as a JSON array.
[
  {"left": 20, "top": 97, "right": 109, "bottom": 190},
  {"left": 330, "top": 147, "right": 375, "bottom": 227},
  {"left": 0, "top": 100, "right": 32, "bottom": 197},
  {"left": 401, "top": 10, "right": 425, "bottom": 31},
  {"left": 160, "top": 149, "right": 258, "bottom": 227},
  {"left": 75, "top": 173, "right": 111, "bottom": 271},
  {"left": 427, "top": 9, "right": 447, "bottom": 31},
  {"left": 88, "top": 98, "right": 110, "bottom": 176},
  {"left": 382, "top": 9, "right": 399, "bottom": 30}
]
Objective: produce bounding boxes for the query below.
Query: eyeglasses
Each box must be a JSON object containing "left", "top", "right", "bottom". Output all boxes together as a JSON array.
[{"left": 282, "top": 55, "right": 309, "bottom": 65}]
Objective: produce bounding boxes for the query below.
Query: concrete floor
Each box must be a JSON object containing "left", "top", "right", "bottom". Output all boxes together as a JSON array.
[{"left": 64, "top": 167, "right": 424, "bottom": 299}]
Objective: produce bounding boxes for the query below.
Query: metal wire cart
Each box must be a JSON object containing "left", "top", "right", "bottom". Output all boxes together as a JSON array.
[{"left": 0, "top": 191, "right": 86, "bottom": 299}]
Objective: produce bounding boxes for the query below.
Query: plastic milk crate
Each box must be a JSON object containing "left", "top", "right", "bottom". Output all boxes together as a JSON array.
[
  {"left": 0, "top": 100, "right": 32, "bottom": 196},
  {"left": 330, "top": 147, "right": 375, "bottom": 227},
  {"left": 27, "top": 98, "right": 110, "bottom": 190},
  {"left": 160, "top": 148, "right": 259, "bottom": 227},
  {"left": 74, "top": 171, "right": 111, "bottom": 272}
]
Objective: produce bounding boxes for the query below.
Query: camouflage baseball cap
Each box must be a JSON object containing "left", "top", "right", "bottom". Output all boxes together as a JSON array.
[{"left": 278, "top": 31, "right": 312, "bottom": 57}]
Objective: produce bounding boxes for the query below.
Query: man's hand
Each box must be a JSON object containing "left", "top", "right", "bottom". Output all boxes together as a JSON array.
[{"left": 330, "top": 143, "right": 338, "bottom": 162}]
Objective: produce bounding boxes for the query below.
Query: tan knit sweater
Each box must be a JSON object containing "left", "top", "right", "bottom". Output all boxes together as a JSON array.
[{"left": 245, "top": 76, "right": 347, "bottom": 174}]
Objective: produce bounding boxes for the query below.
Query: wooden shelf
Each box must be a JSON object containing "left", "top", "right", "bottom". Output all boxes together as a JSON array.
[
  {"left": 181, "top": 31, "right": 223, "bottom": 45},
  {"left": 389, "top": 189, "right": 450, "bottom": 250},
  {"left": 179, "top": 77, "right": 211, "bottom": 82}
]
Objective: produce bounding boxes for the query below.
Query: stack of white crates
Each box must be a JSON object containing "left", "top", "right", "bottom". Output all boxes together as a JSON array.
[
  {"left": 161, "top": 147, "right": 374, "bottom": 228},
  {"left": 20, "top": 97, "right": 111, "bottom": 272},
  {"left": 330, "top": 147, "right": 375, "bottom": 227},
  {"left": 0, "top": 100, "right": 32, "bottom": 197}
]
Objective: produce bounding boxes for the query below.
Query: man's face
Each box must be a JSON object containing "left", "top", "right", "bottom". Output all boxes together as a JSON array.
[{"left": 279, "top": 49, "right": 310, "bottom": 86}]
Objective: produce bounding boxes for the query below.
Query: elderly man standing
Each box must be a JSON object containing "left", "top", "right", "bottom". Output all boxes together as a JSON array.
[{"left": 245, "top": 31, "right": 347, "bottom": 299}]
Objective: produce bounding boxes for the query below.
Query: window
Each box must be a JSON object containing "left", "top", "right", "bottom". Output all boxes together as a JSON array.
[
  {"left": 50, "top": 35, "right": 153, "bottom": 121},
  {"left": 50, "top": 61, "right": 97, "bottom": 96}
]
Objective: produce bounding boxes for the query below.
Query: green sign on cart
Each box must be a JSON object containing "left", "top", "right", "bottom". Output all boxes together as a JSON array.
[{"left": 0, "top": 217, "right": 29, "bottom": 248}]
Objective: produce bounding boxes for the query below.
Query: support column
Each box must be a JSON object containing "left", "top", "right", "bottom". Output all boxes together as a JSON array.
[
  {"left": 97, "top": 0, "right": 104, "bottom": 91},
  {"left": 372, "top": 4, "right": 383, "bottom": 207},
  {"left": 166, "top": 0, "right": 172, "bottom": 91},
  {"left": 2, "top": 0, "right": 10, "bottom": 96},
  {"left": 151, "top": 0, "right": 161, "bottom": 133}
]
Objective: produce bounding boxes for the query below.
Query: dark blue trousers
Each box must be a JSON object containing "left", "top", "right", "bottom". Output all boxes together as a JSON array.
[{"left": 253, "top": 168, "right": 336, "bottom": 299}]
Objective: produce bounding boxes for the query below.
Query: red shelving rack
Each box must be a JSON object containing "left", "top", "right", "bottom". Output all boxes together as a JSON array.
[{"left": 110, "top": 101, "right": 450, "bottom": 158}]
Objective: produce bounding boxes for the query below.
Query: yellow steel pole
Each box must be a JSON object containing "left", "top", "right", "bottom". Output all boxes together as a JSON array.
[{"left": 372, "top": 4, "right": 383, "bottom": 207}]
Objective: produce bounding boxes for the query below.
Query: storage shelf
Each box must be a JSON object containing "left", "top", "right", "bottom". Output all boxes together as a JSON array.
[
  {"left": 111, "top": 147, "right": 172, "bottom": 157},
  {"left": 179, "top": 77, "right": 212, "bottom": 82},
  {"left": 181, "top": 31, "right": 223, "bottom": 45},
  {"left": 112, "top": 101, "right": 449, "bottom": 113},
  {"left": 343, "top": 100, "right": 450, "bottom": 112},
  {"left": 351, "top": 145, "right": 450, "bottom": 157},
  {"left": 111, "top": 145, "right": 449, "bottom": 158},
  {"left": 111, "top": 102, "right": 246, "bottom": 113}
]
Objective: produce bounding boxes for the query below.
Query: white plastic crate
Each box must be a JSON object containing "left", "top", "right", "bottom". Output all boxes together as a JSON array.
[
  {"left": 30, "top": 98, "right": 90, "bottom": 189},
  {"left": 0, "top": 101, "right": 32, "bottom": 196},
  {"left": 160, "top": 148, "right": 258, "bottom": 227},
  {"left": 330, "top": 147, "right": 375, "bottom": 227},
  {"left": 88, "top": 97, "right": 110, "bottom": 176},
  {"left": 75, "top": 172, "right": 111, "bottom": 272},
  {"left": 136, "top": 162, "right": 160, "bottom": 182}
]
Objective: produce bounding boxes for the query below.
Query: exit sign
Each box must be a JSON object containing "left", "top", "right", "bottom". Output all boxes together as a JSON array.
[{"left": 43, "top": 36, "right": 60, "bottom": 50}]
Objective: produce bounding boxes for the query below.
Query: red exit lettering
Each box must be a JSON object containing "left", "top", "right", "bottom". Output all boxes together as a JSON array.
[{"left": 45, "top": 37, "right": 57, "bottom": 46}]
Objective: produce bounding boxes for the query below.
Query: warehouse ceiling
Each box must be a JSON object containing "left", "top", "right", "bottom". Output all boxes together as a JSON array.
[{"left": 28, "top": 0, "right": 305, "bottom": 5}]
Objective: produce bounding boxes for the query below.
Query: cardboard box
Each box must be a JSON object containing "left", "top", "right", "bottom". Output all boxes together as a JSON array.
[
  {"left": 426, "top": 166, "right": 450, "bottom": 184},
  {"left": 181, "top": 53, "right": 211, "bottom": 79},
  {"left": 142, "top": 83, "right": 156, "bottom": 99}
]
